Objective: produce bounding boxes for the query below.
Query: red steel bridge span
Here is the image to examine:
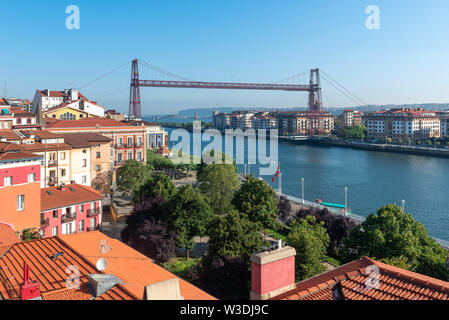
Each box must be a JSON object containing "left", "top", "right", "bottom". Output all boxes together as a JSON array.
[{"left": 129, "top": 58, "right": 323, "bottom": 119}]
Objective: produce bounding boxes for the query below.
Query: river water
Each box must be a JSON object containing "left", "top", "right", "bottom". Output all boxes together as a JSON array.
[{"left": 159, "top": 125, "right": 449, "bottom": 241}]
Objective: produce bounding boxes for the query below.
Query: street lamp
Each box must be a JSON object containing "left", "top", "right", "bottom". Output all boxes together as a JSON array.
[
  {"left": 344, "top": 187, "right": 348, "bottom": 216},
  {"left": 301, "top": 177, "right": 305, "bottom": 204},
  {"left": 401, "top": 199, "right": 405, "bottom": 212}
]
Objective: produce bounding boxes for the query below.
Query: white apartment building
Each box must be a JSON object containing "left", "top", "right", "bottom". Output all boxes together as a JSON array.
[{"left": 32, "top": 88, "right": 105, "bottom": 117}]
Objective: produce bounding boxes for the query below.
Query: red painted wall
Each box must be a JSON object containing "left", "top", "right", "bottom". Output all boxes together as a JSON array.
[
  {"left": 0, "top": 165, "right": 40, "bottom": 187},
  {"left": 251, "top": 256, "right": 295, "bottom": 295},
  {"left": 41, "top": 200, "right": 102, "bottom": 237}
]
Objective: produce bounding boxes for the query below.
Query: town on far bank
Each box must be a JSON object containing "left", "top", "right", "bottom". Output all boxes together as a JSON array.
[{"left": 1, "top": 87, "right": 449, "bottom": 302}]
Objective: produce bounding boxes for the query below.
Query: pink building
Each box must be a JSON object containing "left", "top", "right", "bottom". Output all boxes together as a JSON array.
[{"left": 40, "top": 183, "right": 103, "bottom": 237}]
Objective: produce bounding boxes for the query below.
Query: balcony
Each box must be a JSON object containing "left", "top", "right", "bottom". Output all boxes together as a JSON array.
[
  {"left": 48, "top": 160, "right": 58, "bottom": 167},
  {"left": 115, "top": 144, "right": 123, "bottom": 148},
  {"left": 61, "top": 214, "right": 76, "bottom": 224},
  {"left": 125, "top": 143, "right": 134, "bottom": 148},
  {"left": 87, "top": 208, "right": 101, "bottom": 217},
  {"left": 41, "top": 218, "right": 50, "bottom": 228}
]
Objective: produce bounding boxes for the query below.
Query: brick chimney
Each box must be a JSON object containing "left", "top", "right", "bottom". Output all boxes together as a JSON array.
[
  {"left": 250, "top": 241, "right": 296, "bottom": 300},
  {"left": 20, "top": 263, "right": 41, "bottom": 300}
]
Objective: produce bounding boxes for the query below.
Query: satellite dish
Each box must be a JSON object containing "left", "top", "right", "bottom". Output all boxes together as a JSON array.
[{"left": 96, "top": 258, "right": 107, "bottom": 271}]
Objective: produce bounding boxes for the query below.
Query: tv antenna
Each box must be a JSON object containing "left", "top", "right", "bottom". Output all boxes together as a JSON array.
[{"left": 96, "top": 239, "right": 112, "bottom": 272}]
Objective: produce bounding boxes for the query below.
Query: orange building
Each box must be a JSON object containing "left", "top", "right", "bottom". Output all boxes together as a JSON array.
[{"left": 0, "top": 152, "right": 42, "bottom": 231}]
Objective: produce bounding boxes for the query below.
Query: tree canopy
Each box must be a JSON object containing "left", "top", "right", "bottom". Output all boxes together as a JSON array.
[
  {"left": 198, "top": 163, "right": 240, "bottom": 215},
  {"left": 134, "top": 172, "right": 177, "bottom": 202},
  {"left": 339, "top": 125, "right": 367, "bottom": 140},
  {"left": 204, "top": 210, "right": 264, "bottom": 267},
  {"left": 231, "top": 175, "right": 279, "bottom": 229},
  {"left": 163, "top": 185, "right": 214, "bottom": 259},
  {"left": 121, "top": 195, "right": 176, "bottom": 264},
  {"left": 287, "top": 216, "right": 330, "bottom": 280},
  {"left": 342, "top": 204, "right": 449, "bottom": 280},
  {"left": 116, "top": 160, "right": 151, "bottom": 196}
]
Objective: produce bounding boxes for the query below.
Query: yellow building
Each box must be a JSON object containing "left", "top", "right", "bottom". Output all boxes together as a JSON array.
[{"left": 43, "top": 105, "right": 91, "bottom": 120}]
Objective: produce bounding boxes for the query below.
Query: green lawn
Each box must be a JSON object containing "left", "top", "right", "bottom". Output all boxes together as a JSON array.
[
  {"left": 322, "top": 255, "right": 342, "bottom": 267},
  {"left": 162, "top": 257, "right": 200, "bottom": 279},
  {"left": 263, "top": 228, "right": 288, "bottom": 242}
]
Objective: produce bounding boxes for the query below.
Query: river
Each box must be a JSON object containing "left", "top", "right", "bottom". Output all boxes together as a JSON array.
[{"left": 157, "top": 125, "right": 449, "bottom": 241}]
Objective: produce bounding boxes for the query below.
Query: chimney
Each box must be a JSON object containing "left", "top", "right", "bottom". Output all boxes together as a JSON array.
[
  {"left": 20, "top": 263, "right": 41, "bottom": 300},
  {"left": 46, "top": 89, "right": 50, "bottom": 97},
  {"left": 250, "top": 241, "right": 296, "bottom": 300},
  {"left": 59, "top": 183, "right": 66, "bottom": 191},
  {"left": 143, "top": 278, "right": 184, "bottom": 300},
  {"left": 70, "top": 89, "right": 78, "bottom": 101},
  {"left": 88, "top": 274, "right": 124, "bottom": 297}
]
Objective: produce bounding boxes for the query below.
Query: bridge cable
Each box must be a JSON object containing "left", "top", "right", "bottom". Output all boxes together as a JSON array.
[
  {"left": 138, "top": 59, "right": 197, "bottom": 82},
  {"left": 320, "top": 70, "right": 367, "bottom": 106},
  {"left": 77, "top": 60, "right": 132, "bottom": 90},
  {"left": 321, "top": 75, "right": 363, "bottom": 106}
]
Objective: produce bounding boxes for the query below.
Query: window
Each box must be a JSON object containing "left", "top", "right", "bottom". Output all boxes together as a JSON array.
[
  {"left": 96, "top": 152, "right": 101, "bottom": 159},
  {"left": 28, "top": 173, "right": 36, "bottom": 183},
  {"left": 96, "top": 165, "right": 101, "bottom": 171},
  {"left": 90, "top": 217, "right": 96, "bottom": 229},
  {"left": 16, "top": 118, "right": 21, "bottom": 124},
  {"left": 83, "top": 149, "right": 87, "bottom": 154},
  {"left": 82, "top": 175, "right": 87, "bottom": 184},
  {"left": 59, "top": 112, "right": 76, "bottom": 120},
  {"left": 127, "top": 137, "right": 133, "bottom": 146},
  {"left": 4, "top": 176, "right": 12, "bottom": 186},
  {"left": 53, "top": 210, "right": 58, "bottom": 219},
  {"left": 127, "top": 152, "right": 133, "bottom": 160},
  {"left": 61, "top": 168, "right": 66, "bottom": 177},
  {"left": 117, "top": 137, "right": 123, "bottom": 146},
  {"left": 52, "top": 226, "right": 58, "bottom": 236},
  {"left": 80, "top": 204, "right": 84, "bottom": 212},
  {"left": 137, "top": 137, "right": 142, "bottom": 146},
  {"left": 78, "top": 220, "right": 84, "bottom": 232},
  {"left": 82, "top": 159, "right": 87, "bottom": 167},
  {"left": 137, "top": 152, "right": 142, "bottom": 161},
  {"left": 61, "top": 152, "right": 66, "bottom": 160},
  {"left": 17, "top": 195, "right": 25, "bottom": 211}
]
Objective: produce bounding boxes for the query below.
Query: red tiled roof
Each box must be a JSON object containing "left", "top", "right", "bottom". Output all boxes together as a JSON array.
[
  {"left": 59, "top": 231, "right": 216, "bottom": 300},
  {"left": 46, "top": 118, "right": 130, "bottom": 129},
  {"left": 59, "top": 133, "right": 112, "bottom": 148},
  {"left": 0, "top": 99, "right": 9, "bottom": 106},
  {"left": 21, "top": 129, "right": 65, "bottom": 139},
  {"left": 0, "top": 223, "right": 19, "bottom": 246},
  {"left": 0, "top": 129, "right": 21, "bottom": 140},
  {"left": 0, "top": 236, "right": 138, "bottom": 300},
  {"left": 0, "top": 152, "right": 42, "bottom": 162},
  {"left": 272, "top": 256, "right": 449, "bottom": 300},
  {"left": 41, "top": 183, "right": 103, "bottom": 211}
]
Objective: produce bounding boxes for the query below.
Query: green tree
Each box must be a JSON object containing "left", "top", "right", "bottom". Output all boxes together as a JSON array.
[
  {"left": 116, "top": 160, "right": 151, "bottom": 196},
  {"left": 342, "top": 204, "right": 449, "bottom": 280},
  {"left": 198, "top": 163, "right": 240, "bottom": 215},
  {"left": 163, "top": 185, "right": 214, "bottom": 259},
  {"left": 135, "top": 172, "right": 177, "bottom": 202},
  {"left": 19, "top": 228, "right": 42, "bottom": 242},
  {"left": 204, "top": 210, "right": 264, "bottom": 267},
  {"left": 232, "top": 175, "right": 278, "bottom": 229},
  {"left": 287, "top": 216, "right": 330, "bottom": 280}
]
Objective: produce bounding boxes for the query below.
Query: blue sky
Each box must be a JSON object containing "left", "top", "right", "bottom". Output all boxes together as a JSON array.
[{"left": 1, "top": 0, "right": 449, "bottom": 115}]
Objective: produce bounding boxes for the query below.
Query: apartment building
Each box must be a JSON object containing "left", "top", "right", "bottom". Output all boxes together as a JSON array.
[
  {"left": 32, "top": 88, "right": 105, "bottom": 118},
  {"left": 0, "top": 151, "right": 42, "bottom": 231},
  {"left": 60, "top": 133, "right": 112, "bottom": 194},
  {"left": 337, "top": 109, "right": 364, "bottom": 127},
  {"left": 251, "top": 116, "right": 278, "bottom": 130},
  {"left": 277, "top": 111, "right": 334, "bottom": 135},
  {"left": 19, "top": 130, "right": 72, "bottom": 187},
  {"left": 40, "top": 183, "right": 103, "bottom": 237},
  {"left": 364, "top": 108, "right": 441, "bottom": 143},
  {"left": 437, "top": 111, "right": 449, "bottom": 138},
  {"left": 122, "top": 119, "right": 168, "bottom": 150},
  {"left": 45, "top": 118, "right": 147, "bottom": 182}
]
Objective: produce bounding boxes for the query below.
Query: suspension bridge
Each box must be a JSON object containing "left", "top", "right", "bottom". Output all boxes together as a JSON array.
[{"left": 77, "top": 58, "right": 366, "bottom": 119}]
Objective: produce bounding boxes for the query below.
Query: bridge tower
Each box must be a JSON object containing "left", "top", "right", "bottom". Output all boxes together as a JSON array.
[
  {"left": 308, "top": 68, "right": 323, "bottom": 113},
  {"left": 129, "top": 59, "right": 142, "bottom": 119}
]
